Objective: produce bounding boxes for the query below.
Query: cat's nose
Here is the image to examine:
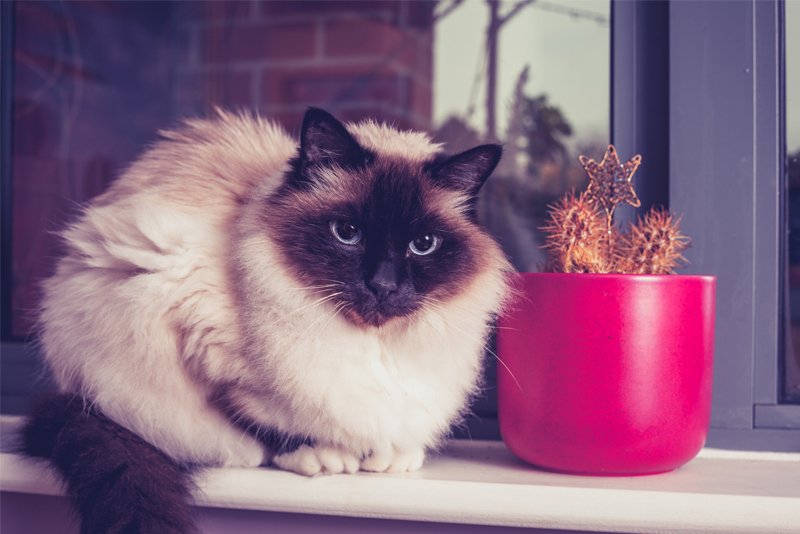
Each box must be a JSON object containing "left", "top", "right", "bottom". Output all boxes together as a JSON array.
[{"left": 368, "top": 261, "right": 398, "bottom": 298}]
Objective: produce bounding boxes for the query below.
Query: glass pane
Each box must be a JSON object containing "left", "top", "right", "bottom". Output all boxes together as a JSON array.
[
  {"left": 785, "top": 0, "right": 800, "bottom": 403},
  {"left": 7, "top": 0, "right": 610, "bottom": 341}
]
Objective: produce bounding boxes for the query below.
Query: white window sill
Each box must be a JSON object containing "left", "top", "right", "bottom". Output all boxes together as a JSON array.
[{"left": 1, "top": 414, "right": 798, "bottom": 534}]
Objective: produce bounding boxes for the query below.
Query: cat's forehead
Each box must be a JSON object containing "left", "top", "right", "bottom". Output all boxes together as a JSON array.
[
  {"left": 283, "top": 120, "right": 470, "bottom": 221},
  {"left": 298, "top": 155, "right": 468, "bottom": 225},
  {"left": 346, "top": 120, "right": 443, "bottom": 161}
]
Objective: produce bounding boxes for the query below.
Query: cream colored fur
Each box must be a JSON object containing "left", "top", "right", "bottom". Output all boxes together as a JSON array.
[{"left": 39, "top": 111, "right": 510, "bottom": 475}]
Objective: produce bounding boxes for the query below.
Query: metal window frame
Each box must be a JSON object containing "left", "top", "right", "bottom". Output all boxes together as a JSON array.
[
  {"left": 615, "top": 0, "right": 798, "bottom": 451},
  {"left": 1, "top": 0, "right": 14, "bottom": 340}
]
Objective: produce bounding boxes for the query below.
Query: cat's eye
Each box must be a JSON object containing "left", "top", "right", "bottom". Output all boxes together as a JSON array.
[
  {"left": 330, "top": 220, "right": 362, "bottom": 245},
  {"left": 409, "top": 234, "right": 441, "bottom": 256}
]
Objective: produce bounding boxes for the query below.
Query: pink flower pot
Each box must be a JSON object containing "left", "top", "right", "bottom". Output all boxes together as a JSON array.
[{"left": 497, "top": 273, "right": 716, "bottom": 475}]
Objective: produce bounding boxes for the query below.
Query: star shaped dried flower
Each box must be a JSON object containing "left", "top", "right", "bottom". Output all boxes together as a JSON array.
[{"left": 579, "top": 145, "right": 642, "bottom": 223}]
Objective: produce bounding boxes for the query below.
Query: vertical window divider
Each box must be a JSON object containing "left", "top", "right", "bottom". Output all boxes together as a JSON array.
[
  {"left": 610, "top": 0, "right": 669, "bottom": 226},
  {"left": 667, "top": 0, "right": 799, "bottom": 449},
  {"left": 1, "top": 1, "right": 15, "bottom": 340}
]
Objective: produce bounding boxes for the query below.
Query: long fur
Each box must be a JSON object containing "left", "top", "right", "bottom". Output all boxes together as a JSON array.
[
  {"left": 20, "top": 394, "right": 195, "bottom": 534},
  {"left": 26, "top": 108, "right": 512, "bottom": 529}
]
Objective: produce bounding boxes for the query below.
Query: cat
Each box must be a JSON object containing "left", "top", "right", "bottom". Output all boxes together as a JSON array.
[{"left": 21, "top": 108, "right": 512, "bottom": 533}]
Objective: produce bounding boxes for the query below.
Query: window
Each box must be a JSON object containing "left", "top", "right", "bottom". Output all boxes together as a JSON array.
[
  {"left": 666, "top": 0, "right": 799, "bottom": 449},
  {"left": 5, "top": 1, "right": 795, "bottom": 451},
  {"left": 784, "top": 0, "right": 799, "bottom": 404},
  {"left": 0, "top": 1, "right": 610, "bottom": 427}
]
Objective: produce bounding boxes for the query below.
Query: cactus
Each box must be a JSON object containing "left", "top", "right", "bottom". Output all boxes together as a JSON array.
[
  {"left": 541, "top": 146, "right": 690, "bottom": 275},
  {"left": 614, "top": 209, "right": 690, "bottom": 274},
  {"left": 541, "top": 191, "right": 611, "bottom": 273}
]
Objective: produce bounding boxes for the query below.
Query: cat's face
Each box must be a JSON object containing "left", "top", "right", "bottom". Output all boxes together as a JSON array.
[{"left": 265, "top": 109, "right": 502, "bottom": 328}]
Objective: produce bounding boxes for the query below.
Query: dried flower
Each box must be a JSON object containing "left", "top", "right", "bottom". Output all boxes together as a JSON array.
[
  {"left": 579, "top": 145, "right": 642, "bottom": 225},
  {"left": 615, "top": 209, "right": 690, "bottom": 274}
]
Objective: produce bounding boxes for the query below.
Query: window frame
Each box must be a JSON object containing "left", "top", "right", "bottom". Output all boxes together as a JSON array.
[
  {"left": 2, "top": 0, "right": 798, "bottom": 452},
  {"left": 614, "top": 0, "right": 798, "bottom": 450},
  {"left": 0, "top": 0, "right": 40, "bottom": 415},
  {"left": 1, "top": 0, "right": 13, "bottom": 340}
]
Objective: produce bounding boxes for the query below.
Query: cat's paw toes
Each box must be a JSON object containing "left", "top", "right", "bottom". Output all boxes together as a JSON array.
[
  {"left": 361, "top": 450, "right": 392, "bottom": 472},
  {"left": 220, "top": 438, "right": 267, "bottom": 467},
  {"left": 317, "top": 446, "right": 360, "bottom": 474},
  {"left": 362, "top": 447, "right": 425, "bottom": 473},
  {"left": 272, "top": 445, "right": 359, "bottom": 476},
  {"left": 273, "top": 445, "right": 322, "bottom": 475},
  {"left": 389, "top": 448, "right": 425, "bottom": 473}
]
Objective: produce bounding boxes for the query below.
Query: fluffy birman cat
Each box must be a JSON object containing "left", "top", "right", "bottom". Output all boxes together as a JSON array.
[{"left": 21, "top": 108, "right": 511, "bottom": 533}]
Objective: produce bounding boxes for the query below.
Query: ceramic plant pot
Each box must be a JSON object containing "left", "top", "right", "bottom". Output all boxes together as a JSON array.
[{"left": 497, "top": 272, "right": 716, "bottom": 475}]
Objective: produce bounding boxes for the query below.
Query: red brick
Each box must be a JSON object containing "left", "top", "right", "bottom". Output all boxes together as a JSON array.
[
  {"left": 271, "top": 111, "right": 305, "bottom": 135},
  {"left": 207, "top": 70, "right": 253, "bottom": 108},
  {"left": 386, "top": 31, "right": 433, "bottom": 82},
  {"left": 268, "top": 106, "right": 421, "bottom": 138},
  {"left": 260, "top": 66, "right": 410, "bottom": 109},
  {"left": 410, "top": 79, "right": 432, "bottom": 124},
  {"left": 259, "top": 1, "right": 399, "bottom": 21},
  {"left": 324, "top": 18, "right": 404, "bottom": 58},
  {"left": 174, "top": 70, "right": 253, "bottom": 112},
  {"left": 202, "top": 22, "right": 316, "bottom": 63}
]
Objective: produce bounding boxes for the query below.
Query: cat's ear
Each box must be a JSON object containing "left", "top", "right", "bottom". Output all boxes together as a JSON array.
[
  {"left": 299, "top": 108, "right": 369, "bottom": 170},
  {"left": 429, "top": 144, "right": 503, "bottom": 197}
]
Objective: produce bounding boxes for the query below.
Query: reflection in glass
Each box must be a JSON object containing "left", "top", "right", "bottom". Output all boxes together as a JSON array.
[
  {"left": 785, "top": 0, "right": 800, "bottom": 403},
  {"left": 8, "top": 0, "right": 609, "bottom": 339}
]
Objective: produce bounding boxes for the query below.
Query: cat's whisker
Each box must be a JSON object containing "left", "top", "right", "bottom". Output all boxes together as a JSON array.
[
  {"left": 420, "top": 300, "right": 525, "bottom": 395},
  {"left": 294, "top": 299, "right": 347, "bottom": 341},
  {"left": 253, "top": 292, "right": 344, "bottom": 335},
  {"left": 421, "top": 317, "right": 445, "bottom": 342},
  {"left": 319, "top": 302, "right": 347, "bottom": 332},
  {"left": 301, "top": 306, "right": 338, "bottom": 337},
  {"left": 482, "top": 345, "right": 524, "bottom": 394},
  {"left": 285, "top": 284, "right": 342, "bottom": 291},
  {"left": 420, "top": 318, "right": 454, "bottom": 366},
  {"left": 286, "top": 292, "right": 343, "bottom": 315},
  {"left": 316, "top": 279, "right": 345, "bottom": 287},
  {"left": 423, "top": 296, "right": 489, "bottom": 324},
  {"left": 301, "top": 301, "right": 347, "bottom": 342},
  {"left": 422, "top": 296, "right": 520, "bottom": 332},
  {"left": 423, "top": 297, "right": 520, "bottom": 342}
]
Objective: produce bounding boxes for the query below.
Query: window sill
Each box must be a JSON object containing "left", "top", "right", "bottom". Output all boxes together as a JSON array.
[{"left": 1, "top": 415, "right": 798, "bottom": 534}]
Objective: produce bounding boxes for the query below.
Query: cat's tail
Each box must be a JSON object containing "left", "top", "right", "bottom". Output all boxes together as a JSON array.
[{"left": 19, "top": 393, "right": 196, "bottom": 534}]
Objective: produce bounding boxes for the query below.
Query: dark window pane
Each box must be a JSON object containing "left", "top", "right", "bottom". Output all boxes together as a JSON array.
[
  {"left": 785, "top": 0, "right": 800, "bottom": 403},
  {"left": 7, "top": 0, "right": 609, "bottom": 341}
]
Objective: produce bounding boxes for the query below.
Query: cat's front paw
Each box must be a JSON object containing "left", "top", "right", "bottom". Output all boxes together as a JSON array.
[
  {"left": 220, "top": 436, "right": 268, "bottom": 467},
  {"left": 272, "top": 444, "right": 360, "bottom": 476},
  {"left": 361, "top": 447, "right": 425, "bottom": 473}
]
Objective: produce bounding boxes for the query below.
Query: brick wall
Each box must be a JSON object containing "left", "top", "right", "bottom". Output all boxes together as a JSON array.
[
  {"left": 174, "top": 0, "right": 435, "bottom": 132},
  {"left": 8, "top": 1, "right": 436, "bottom": 338}
]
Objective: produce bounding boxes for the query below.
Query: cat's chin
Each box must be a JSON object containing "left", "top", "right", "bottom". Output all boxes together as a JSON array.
[{"left": 345, "top": 308, "right": 412, "bottom": 329}]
